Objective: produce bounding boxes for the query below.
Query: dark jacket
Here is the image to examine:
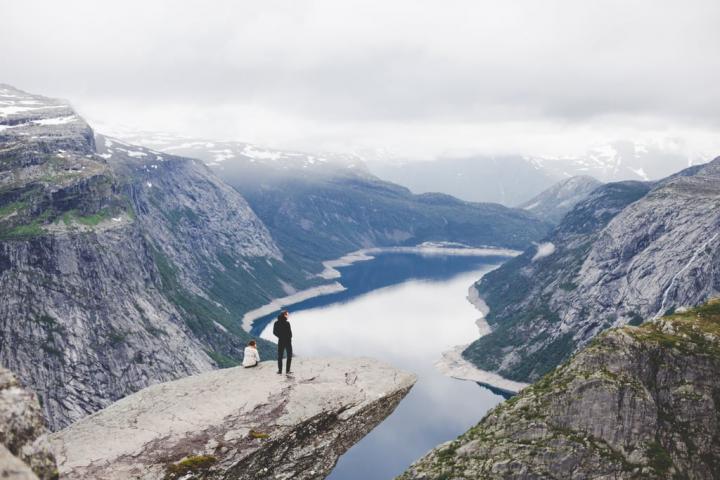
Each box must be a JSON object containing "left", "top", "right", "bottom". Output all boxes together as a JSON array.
[{"left": 273, "top": 315, "right": 292, "bottom": 341}]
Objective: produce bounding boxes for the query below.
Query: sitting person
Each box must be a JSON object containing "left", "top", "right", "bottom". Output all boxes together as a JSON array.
[{"left": 242, "top": 340, "right": 261, "bottom": 368}]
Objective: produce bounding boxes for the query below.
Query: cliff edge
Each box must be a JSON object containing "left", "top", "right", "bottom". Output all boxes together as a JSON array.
[
  {"left": 50, "top": 357, "right": 416, "bottom": 479},
  {"left": 401, "top": 300, "right": 720, "bottom": 479}
]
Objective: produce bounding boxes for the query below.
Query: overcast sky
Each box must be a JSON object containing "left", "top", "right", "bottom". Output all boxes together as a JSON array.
[{"left": 2, "top": 0, "right": 719, "bottom": 160}]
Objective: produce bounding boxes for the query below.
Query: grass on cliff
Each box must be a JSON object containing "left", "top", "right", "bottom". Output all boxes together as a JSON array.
[
  {"left": 422, "top": 301, "right": 720, "bottom": 479},
  {"left": 164, "top": 455, "right": 217, "bottom": 480},
  {"left": 626, "top": 299, "right": 720, "bottom": 356}
]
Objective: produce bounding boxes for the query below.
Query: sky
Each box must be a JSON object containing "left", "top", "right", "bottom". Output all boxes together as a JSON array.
[{"left": 2, "top": 0, "right": 719, "bottom": 160}]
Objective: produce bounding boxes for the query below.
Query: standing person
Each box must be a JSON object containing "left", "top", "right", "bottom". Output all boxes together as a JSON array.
[
  {"left": 273, "top": 310, "right": 292, "bottom": 375},
  {"left": 242, "top": 340, "right": 260, "bottom": 368}
]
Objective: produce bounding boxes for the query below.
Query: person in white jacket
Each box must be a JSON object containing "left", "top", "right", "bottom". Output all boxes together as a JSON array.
[{"left": 242, "top": 340, "right": 261, "bottom": 368}]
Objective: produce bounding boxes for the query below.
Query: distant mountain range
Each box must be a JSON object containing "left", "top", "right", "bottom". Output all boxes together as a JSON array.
[
  {"left": 463, "top": 157, "right": 720, "bottom": 382},
  {"left": 369, "top": 141, "right": 703, "bottom": 205},
  {"left": 107, "top": 130, "right": 551, "bottom": 261},
  {"left": 519, "top": 175, "right": 603, "bottom": 224}
]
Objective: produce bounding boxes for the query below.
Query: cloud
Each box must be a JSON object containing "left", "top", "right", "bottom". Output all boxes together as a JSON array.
[{"left": 2, "top": 0, "right": 719, "bottom": 158}]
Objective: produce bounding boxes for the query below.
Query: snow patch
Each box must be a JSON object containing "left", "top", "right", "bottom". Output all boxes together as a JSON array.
[
  {"left": 532, "top": 242, "right": 556, "bottom": 261},
  {"left": 629, "top": 167, "right": 649, "bottom": 180},
  {"left": 33, "top": 115, "right": 77, "bottom": 126}
]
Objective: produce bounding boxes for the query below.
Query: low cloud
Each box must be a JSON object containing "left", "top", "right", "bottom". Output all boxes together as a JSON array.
[{"left": 3, "top": 0, "right": 719, "bottom": 158}]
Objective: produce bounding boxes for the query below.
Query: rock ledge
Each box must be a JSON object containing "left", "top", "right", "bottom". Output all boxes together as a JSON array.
[{"left": 50, "top": 357, "right": 416, "bottom": 480}]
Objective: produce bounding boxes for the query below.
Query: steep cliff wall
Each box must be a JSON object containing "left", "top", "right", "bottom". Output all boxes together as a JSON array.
[
  {"left": 0, "top": 85, "right": 319, "bottom": 430},
  {"left": 465, "top": 159, "right": 720, "bottom": 382},
  {"left": 402, "top": 301, "right": 720, "bottom": 479}
]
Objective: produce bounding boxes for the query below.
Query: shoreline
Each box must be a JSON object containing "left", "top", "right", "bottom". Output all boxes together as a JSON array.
[
  {"left": 243, "top": 243, "right": 520, "bottom": 333},
  {"left": 435, "top": 284, "right": 529, "bottom": 395},
  {"left": 241, "top": 282, "right": 346, "bottom": 331},
  {"left": 320, "top": 243, "right": 522, "bottom": 279}
]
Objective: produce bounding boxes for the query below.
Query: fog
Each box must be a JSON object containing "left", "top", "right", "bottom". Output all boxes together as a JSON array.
[{"left": 2, "top": 0, "right": 719, "bottom": 159}]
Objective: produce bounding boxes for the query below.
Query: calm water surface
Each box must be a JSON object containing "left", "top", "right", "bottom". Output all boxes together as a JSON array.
[{"left": 255, "top": 253, "right": 508, "bottom": 480}]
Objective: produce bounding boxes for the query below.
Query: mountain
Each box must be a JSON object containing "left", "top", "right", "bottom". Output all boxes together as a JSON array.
[
  {"left": 463, "top": 157, "right": 720, "bottom": 383},
  {"left": 0, "top": 85, "right": 323, "bottom": 430},
  {"left": 368, "top": 155, "right": 561, "bottom": 206},
  {"left": 106, "top": 131, "right": 552, "bottom": 262},
  {"left": 368, "top": 141, "right": 699, "bottom": 205},
  {"left": 50, "top": 357, "right": 415, "bottom": 480},
  {"left": 519, "top": 175, "right": 603, "bottom": 224},
  {"left": 400, "top": 301, "right": 720, "bottom": 479}
]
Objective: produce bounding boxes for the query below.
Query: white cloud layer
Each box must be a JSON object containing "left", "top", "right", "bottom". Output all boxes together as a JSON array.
[{"left": 2, "top": 0, "right": 719, "bottom": 159}]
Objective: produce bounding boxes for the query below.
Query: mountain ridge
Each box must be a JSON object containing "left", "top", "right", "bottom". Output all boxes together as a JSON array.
[{"left": 463, "top": 157, "right": 720, "bottom": 383}]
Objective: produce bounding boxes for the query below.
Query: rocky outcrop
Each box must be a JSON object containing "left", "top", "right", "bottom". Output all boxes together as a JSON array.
[
  {"left": 401, "top": 301, "right": 720, "bottom": 480},
  {"left": 0, "top": 85, "right": 322, "bottom": 430},
  {"left": 0, "top": 367, "right": 57, "bottom": 479},
  {"left": 464, "top": 158, "right": 720, "bottom": 383},
  {"left": 50, "top": 357, "right": 416, "bottom": 480},
  {"left": 519, "top": 175, "right": 603, "bottom": 224}
]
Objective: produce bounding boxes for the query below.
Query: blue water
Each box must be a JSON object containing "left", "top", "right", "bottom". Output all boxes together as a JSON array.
[
  {"left": 256, "top": 252, "right": 510, "bottom": 479},
  {"left": 249, "top": 253, "right": 509, "bottom": 336}
]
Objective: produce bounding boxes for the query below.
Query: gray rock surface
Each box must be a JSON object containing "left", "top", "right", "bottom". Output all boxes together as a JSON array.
[
  {"left": 401, "top": 301, "right": 720, "bottom": 479},
  {"left": 50, "top": 357, "right": 416, "bottom": 480},
  {"left": 465, "top": 158, "right": 720, "bottom": 382},
  {"left": 519, "top": 175, "right": 603, "bottom": 224},
  {"left": 0, "top": 85, "right": 320, "bottom": 431},
  {"left": 0, "top": 367, "right": 56, "bottom": 479}
]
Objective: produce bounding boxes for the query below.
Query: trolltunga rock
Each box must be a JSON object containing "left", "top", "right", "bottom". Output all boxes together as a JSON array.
[{"left": 50, "top": 357, "right": 416, "bottom": 479}]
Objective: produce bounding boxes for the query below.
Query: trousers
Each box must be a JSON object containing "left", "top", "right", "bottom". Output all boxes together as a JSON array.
[{"left": 277, "top": 339, "right": 292, "bottom": 373}]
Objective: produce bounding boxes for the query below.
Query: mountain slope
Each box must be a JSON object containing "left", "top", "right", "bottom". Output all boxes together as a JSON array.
[
  {"left": 464, "top": 158, "right": 720, "bottom": 382},
  {"left": 109, "top": 132, "right": 552, "bottom": 262},
  {"left": 370, "top": 142, "right": 698, "bottom": 205},
  {"left": 519, "top": 175, "right": 603, "bottom": 224},
  {"left": 0, "top": 85, "right": 318, "bottom": 430},
  {"left": 400, "top": 301, "right": 720, "bottom": 479},
  {"left": 369, "top": 155, "right": 561, "bottom": 205}
]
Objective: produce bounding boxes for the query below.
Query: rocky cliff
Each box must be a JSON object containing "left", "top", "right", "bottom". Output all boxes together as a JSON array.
[
  {"left": 107, "top": 131, "right": 552, "bottom": 261},
  {"left": 401, "top": 301, "right": 720, "bottom": 479},
  {"left": 50, "top": 357, "right": 416, "bottom": 480},
  {"left": 519, "top": 175, "right": 603, "bottom": 224},
  {"left": 0, "top": 85, "right": 321, "bottom": 430},
  {"left": 464, "top": 158, "right": 720, "bottom": 382},
  {"left": 0, "top": 366, "right": 57, "bottom": 479}
]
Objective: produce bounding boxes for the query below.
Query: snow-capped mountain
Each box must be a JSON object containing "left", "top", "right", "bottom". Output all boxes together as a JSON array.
[
  {"left": 98, "top": 127, "right": 367, "bottom": 176},
  {"left": 369, "top": 141, "right": 704, "bottom": 205}
]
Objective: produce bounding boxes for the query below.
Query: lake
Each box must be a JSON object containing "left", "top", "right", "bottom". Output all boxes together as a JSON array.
[{"left": 253, "top": 252, "right": 509, "bottom": 480}]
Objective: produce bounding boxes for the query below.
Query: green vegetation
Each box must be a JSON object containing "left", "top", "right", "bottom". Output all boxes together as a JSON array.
[
  {"left": 62, "top": 208, "right": 112, "bottom": 227},
  {"left": 165, "top": 207, "right": 201, "bottom": 228},
  {"left": 206, "top": 350, "right": 240, "bottom": 368},
  {"left": 646, "top": 441, "right": 673, "bottom": 473},
  {"left": 164, "top": 455, "right": 217, "bottom": 480},
  {"left": 1, "top": 221, "right": 44, "bottom": 239},
  {"left": 149, "top": 244, "right": 274, "bottom": 364},
  {"left": 0, "top": 201, "right": 23, "bottom": 217}
]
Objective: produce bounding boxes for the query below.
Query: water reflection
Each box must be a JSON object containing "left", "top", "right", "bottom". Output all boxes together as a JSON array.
[{"left": 260, "top": 255, "right": 507, "bottom": 479}]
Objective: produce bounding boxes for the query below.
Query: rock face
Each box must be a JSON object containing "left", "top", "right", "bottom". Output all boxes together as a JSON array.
[
  {"left": 519, "top": 175, "right": 603, "bottom": 224},
  {"left": 464, "top": 158, "right": 720, "bottom": 382},
  {"left": 400, "top": 301, "right": 720, "bottom": 480},
  {"left": 0, "top": 85, "right": 321, "bottom": 430},
  {"left": 110, "top": 132, "right": 552, "bottom": 261},
  {"left": 0, "top": 367, "right": 57, "bottom": 479},
  {"left": 50, "top": 357, "right": 416, "bottom": 480}
]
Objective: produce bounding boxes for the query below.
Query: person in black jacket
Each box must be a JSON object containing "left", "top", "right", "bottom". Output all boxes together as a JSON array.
[{"left": 273, "top": 310, "right": 292, "bottom": 375}]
